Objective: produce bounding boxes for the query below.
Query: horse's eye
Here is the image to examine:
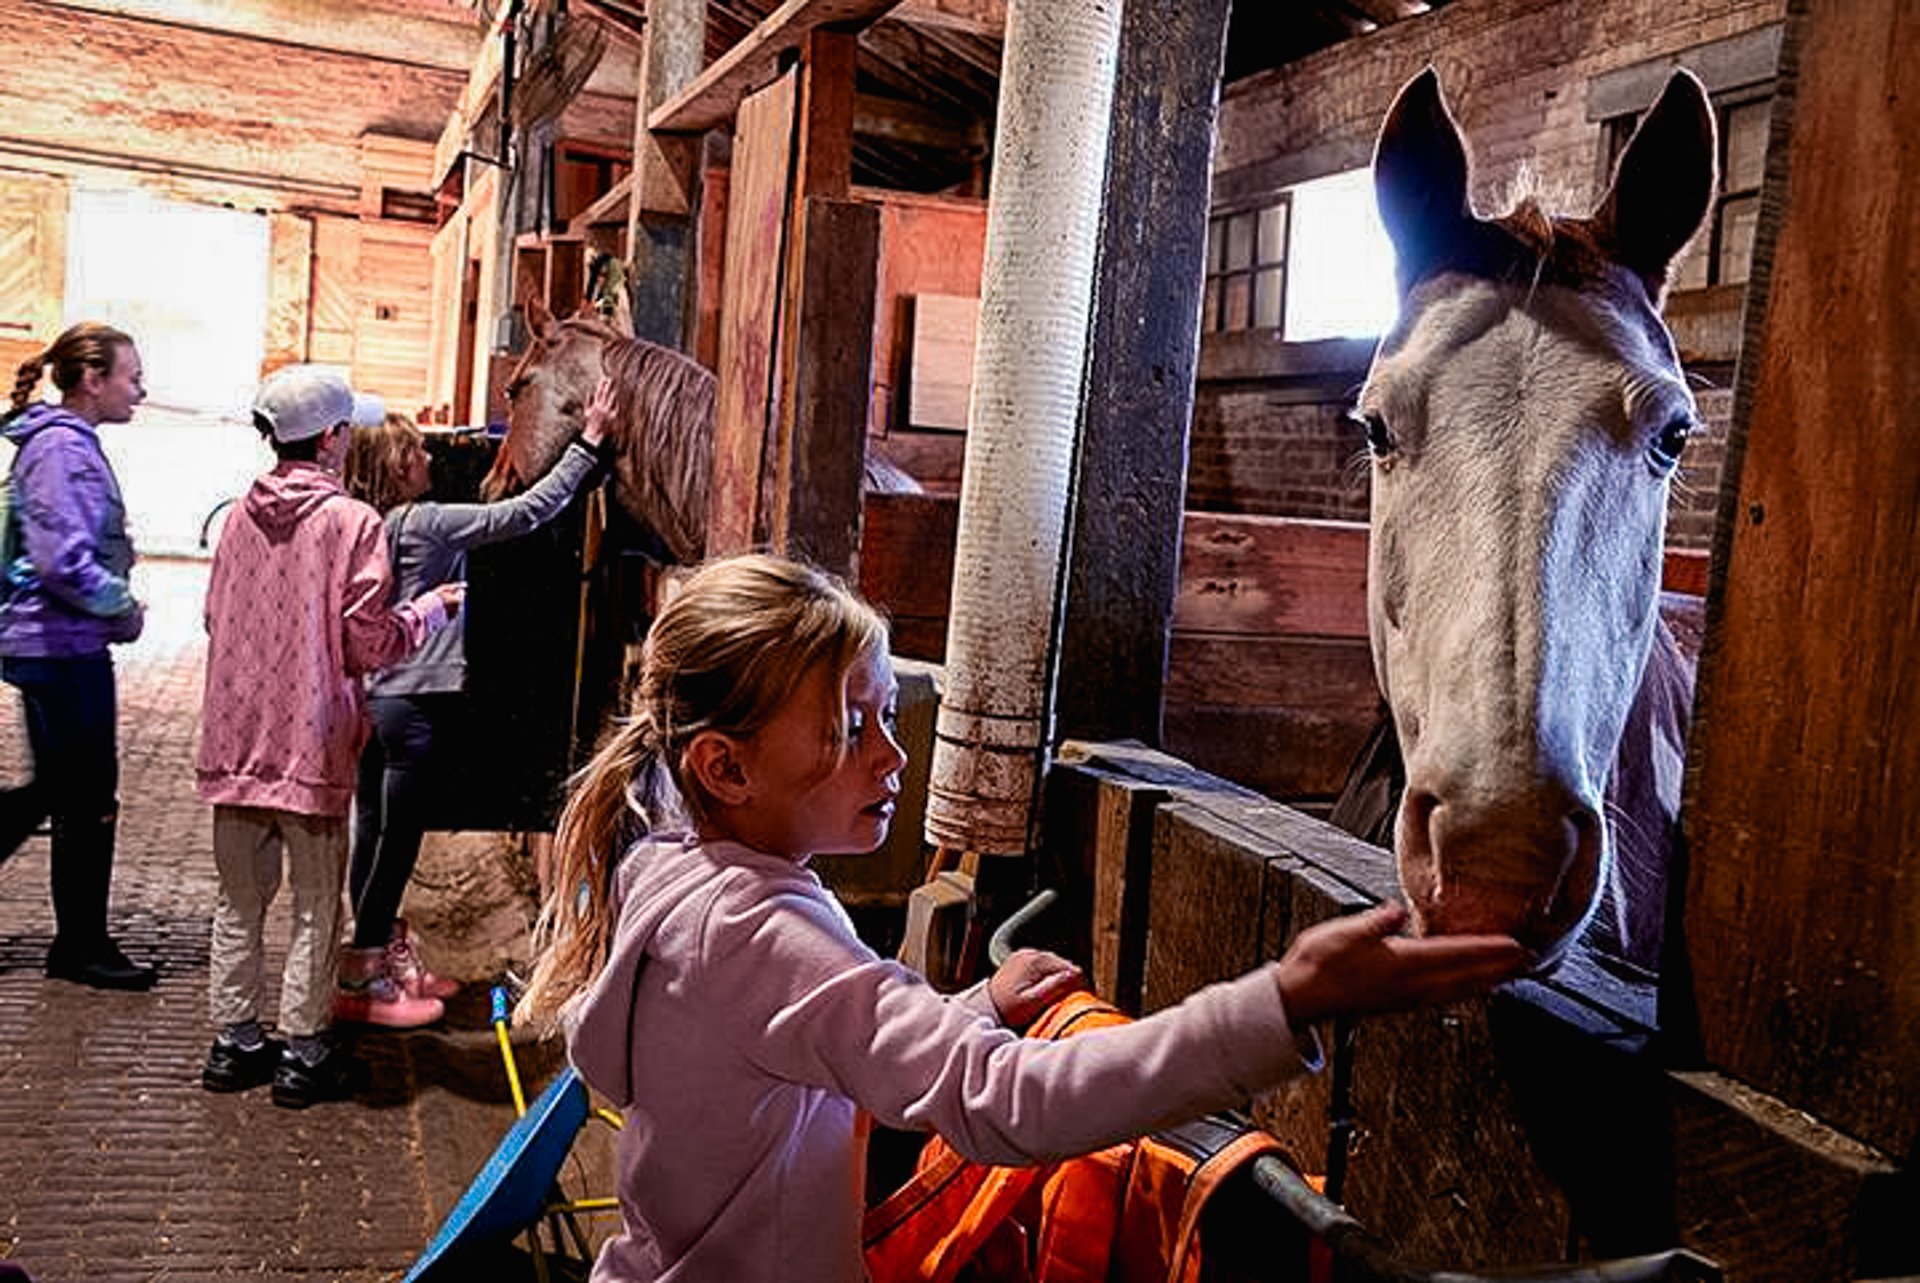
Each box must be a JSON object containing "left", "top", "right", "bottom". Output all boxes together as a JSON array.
[
  {"left": 1649, "top": 416, "right": 1693, "bottom": 474},
  {"left": 505, "top": 376, "right": 529, "bottom": 401},
  {"left": 1348, "top": 408, "right": 1396, "bottom": 457}
]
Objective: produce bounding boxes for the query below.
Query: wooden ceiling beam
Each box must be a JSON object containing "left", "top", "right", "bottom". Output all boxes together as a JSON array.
[
  {"left": 854, "top": 93, "right": 980, "bottom": 150},
  {"left": 650, "top": 0, "right": 907, "bottom": 134},
  {"left": 892, "top": 0, "right": 1003, "bottom": 39}
]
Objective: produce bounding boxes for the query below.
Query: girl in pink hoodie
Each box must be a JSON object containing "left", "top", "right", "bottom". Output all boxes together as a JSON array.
[{"left": 518, "top": 554, "right": 1527, "bottom": 1283}]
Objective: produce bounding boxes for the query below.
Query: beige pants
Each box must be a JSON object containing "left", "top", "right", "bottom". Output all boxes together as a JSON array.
[{"left": 208, "top": 805, "right": 347, "bottom": 1038}]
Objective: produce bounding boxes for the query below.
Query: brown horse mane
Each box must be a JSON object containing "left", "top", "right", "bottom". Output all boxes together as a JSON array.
[{"left": 581, "top": 319, "right": 717, "bottom": 564}]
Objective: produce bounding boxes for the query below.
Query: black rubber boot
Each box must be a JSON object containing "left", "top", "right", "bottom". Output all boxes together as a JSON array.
[{"left": 44, "top": 813, "right": 155, "bottom": 991}]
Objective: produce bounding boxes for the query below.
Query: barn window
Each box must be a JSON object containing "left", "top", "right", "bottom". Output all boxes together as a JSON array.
[
  {"left": 1203, "top": 196, "right": 1289, "bottom": 333},
  {"left": 1604, "top": 85, "right": 1771, "bottom": 289},
  {"left": 1203, "top": 170, "right": 1398, "bottom": 341}
]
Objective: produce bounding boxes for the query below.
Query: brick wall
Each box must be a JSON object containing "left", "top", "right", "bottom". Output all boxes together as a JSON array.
[{"left": 1195, "top": 0, "right": 1783, "bottom": 550}]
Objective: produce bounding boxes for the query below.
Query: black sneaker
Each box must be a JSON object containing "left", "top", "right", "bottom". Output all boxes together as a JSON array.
[
  {"left": 201, "top": 1037, "right": 283, "bottom": 1092},
  {"left": 46, "top": 938, "right": 158, "bottom": 991},
  {"left": 270, "top": 1041, "right": 367, "bottom": 1110}
]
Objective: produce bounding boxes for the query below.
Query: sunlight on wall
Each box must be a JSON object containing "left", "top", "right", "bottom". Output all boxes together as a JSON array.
[{"left": 1284, "top": 168, "right": 1400, "bottom": 342}]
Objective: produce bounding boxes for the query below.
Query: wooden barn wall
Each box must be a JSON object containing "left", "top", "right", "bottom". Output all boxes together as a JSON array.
[
  {"left": 0, "top": 0, "right": 463, "bottom": 411},
  {"left": 1196, "top": 0, "right": 1784, "bottom": 548},
  {"left": 0, "top": 170, "right": 68, "bottom": 379},
  {"left": 0, "top": 0, "right": 465, "bottom": 215}
]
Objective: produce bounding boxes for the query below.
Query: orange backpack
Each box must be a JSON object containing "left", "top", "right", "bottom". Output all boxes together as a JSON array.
[{"left": 862, "top": 991, "right": 1301, "bottom": 1283}]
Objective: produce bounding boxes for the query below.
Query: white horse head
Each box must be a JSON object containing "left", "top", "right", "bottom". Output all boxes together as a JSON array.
[{"left": 1358, "top": 69, "right": 1716, "bottom": 965}]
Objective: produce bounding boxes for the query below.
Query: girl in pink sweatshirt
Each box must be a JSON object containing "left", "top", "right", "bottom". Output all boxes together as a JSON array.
[{"left": 518, "top": 554, "right": 1527, "bottom": 1282}]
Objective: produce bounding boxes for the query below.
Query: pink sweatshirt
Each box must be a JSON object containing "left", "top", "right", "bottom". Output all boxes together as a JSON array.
[
  {"left": 195, "top": 462, "right": 447, "bottom": 816},
  {"left": 566, "top": 834, "right": 1316, "bottom": 1283}
]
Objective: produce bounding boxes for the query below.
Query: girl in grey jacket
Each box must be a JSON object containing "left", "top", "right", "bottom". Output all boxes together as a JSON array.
[{"left": 338, "top": 386, "right": 611, "bottom": 1025}]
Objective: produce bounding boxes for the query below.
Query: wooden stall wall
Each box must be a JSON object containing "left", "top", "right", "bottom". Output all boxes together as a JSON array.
[{"left": 863, "top": 189, "right": 987, "bottom": 494}]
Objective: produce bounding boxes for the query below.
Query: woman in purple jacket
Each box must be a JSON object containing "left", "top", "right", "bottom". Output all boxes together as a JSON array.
[{"left": 0, "top": 322, "right": 156, "bottom": 990}]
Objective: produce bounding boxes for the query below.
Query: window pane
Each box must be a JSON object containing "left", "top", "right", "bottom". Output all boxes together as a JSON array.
[
  {"left": 1202, "top": 278, "right": 1221, "bottom": 332},
  {"left": 1724, "top": 101, "right": 1770, "bottom": 193},
  {"left": 1206, "top": 217, "right": 1224, "bottom": 274},
  {"left": 1257, "top": 202, "right": 1289, "bottom": 266},
  {"left": 1718, "top": 196, "right": 1759, "bottom": 285},
  {"left": 1225, "top": 213, "right": 1255, "bottom": 271},
  {"left": 1283, "top": 168, "right": 1397, "bottom": 340},
  {"left": 1253, "top": 268, "right": 1285, "bottom": 329},
  {"left": 1673, "top": 237, "right": 1710, "bottom": 292},
  {"left": 1222, "top": 273, "right": 1252, "bottom": 331}
]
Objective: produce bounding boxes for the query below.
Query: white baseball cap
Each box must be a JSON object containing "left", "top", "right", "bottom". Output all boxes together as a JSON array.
[{"left": 252, "top": 364, "right": 385, "bottom": 443}]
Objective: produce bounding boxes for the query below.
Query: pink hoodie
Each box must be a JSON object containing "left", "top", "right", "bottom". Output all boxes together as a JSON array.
[
  {"left": 196, "top": 461, "right": 447, "bottom": 816},
  {"left": 566, "top": 834, "right": 1315, "bottom": 1283}
]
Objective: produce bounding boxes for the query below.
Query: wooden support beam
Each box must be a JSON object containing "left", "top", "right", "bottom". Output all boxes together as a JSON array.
[
  {"left": 626, "top": 0, "right": 704, "bottom": 346},
  {"left": 1678, "top": 0, "right": 1920, "bottom": 1161},
  {"left": 649, "top": 0, "right": 902, "bottom": 134},
  {"left": 1054, "top": 0, "right": 1232, "bottom": 747}
]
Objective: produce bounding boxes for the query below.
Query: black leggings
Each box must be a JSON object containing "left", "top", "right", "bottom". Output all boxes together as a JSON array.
[
  {"left": 1, "top": 654, "right": 120, "bottom": 948},
  {"left": 349, "top": 692, "right": 462, "bottom": 950}
]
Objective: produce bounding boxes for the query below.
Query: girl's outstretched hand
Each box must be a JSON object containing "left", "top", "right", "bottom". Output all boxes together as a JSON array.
[
  {"left": 1273, "top": 904, "right": 1529, "bottom": 1033},
  {"left": 582, "top": 377, "right": 618, "bottom": 447},
  {"left": 987, "top": 948, "right": 1086, "bottom": 1030}
]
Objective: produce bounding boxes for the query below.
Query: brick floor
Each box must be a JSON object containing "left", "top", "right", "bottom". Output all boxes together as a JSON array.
[{"left": 0, "top": 559, "right": 603, "bottom": 1283}]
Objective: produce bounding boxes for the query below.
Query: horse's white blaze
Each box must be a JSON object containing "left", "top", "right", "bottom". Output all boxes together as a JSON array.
[{"left": 1362, "top": 273, "right": 1696, "bottom": 960}]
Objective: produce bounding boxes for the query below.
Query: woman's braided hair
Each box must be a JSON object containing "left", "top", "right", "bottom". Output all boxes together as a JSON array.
[{"left": 9, "top": 322, "right": 134, "bottom": 416}]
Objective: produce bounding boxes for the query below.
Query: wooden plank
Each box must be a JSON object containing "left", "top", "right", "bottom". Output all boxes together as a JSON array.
[
  {"left": 423, "top": 211, "right": 466, "bottom": 419},
  {"left": 692, "top": 159, "right": 729, "bottom": 370},
  {"left": 780, "top": 198, "right": 878, "bottom": 576},
  {"left": 308, "top": 214, "right": 361, "bottom": 366},
  {"left": 648, "top": 0, "right": 901, "bottom": 135},
  {"left": 905, "top": 293, "right": 978, "bottom": 430},
  {"left": 1681, "top": 0, "right": 1920, "bottom": 1158},
  {"left": 857, "top": 491, "right": 956, "bottom": 662},
  {"left": 0, "top": 170, "right": 65, "bottom": 379},
  {"left": 1088, "top": 772, "right": 1166, "bottom": 1013},
  {"left": 1055, "top": 0, "right": 1230, "bottom": 749},
  {"left": 707, "top": 69, "right": 797, "bottom": 553},
  {"left": 892, "top": 0, "right": 1002, "bottom": 37},
  {"left": 1141, "top": 804, "right": 1282, "bottom": 1015},
  {"left": 354, "top": 220, "right": 434, "bottom": 409},
  {"left": 1164, "top": 633, "right": 1378, "bottom": 715},
  {"left": 865, "top": 192, "right": 987, "bottom": 436},
  {"left": 1175, "top": 514, "right": 1371, "bottom": 640},
  {"left": 263, "top": 211, "right": 313, "bottom": 374},
  {"left": 1163, "top": 702, "right": 1376, "bottom": 807}
]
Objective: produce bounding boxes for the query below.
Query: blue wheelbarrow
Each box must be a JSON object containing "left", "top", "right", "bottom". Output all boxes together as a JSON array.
[{"left": 404, "top": 987, "right": 623, "bottom": 1283}]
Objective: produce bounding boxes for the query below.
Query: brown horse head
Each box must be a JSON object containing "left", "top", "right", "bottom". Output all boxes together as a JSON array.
[{"left": 485, "top": 297, "right": 717, "bottom": 564}]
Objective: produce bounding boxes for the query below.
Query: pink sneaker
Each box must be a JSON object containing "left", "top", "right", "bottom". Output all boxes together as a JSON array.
[
  {"left": 334, "top": 947, "right": 444, "bottom": 1029},
  {"left": 386, "top": 920, "right": 461, "bottom": 1001}
]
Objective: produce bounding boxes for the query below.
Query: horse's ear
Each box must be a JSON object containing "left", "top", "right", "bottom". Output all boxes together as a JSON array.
[
  {"left": 1373, "top": 68, "right": 1476, "bottom": 296},
  {"left": 525, "top": 294, "right": 559, "bottom": 341},
  {"left": 1591, "top": 70, "right": 1718, "bottom": 302}
]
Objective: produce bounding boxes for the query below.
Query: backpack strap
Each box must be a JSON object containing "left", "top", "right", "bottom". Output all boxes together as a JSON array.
[{"left": 1164, "top": 1130, "right": 1289, "bottom": 1283}]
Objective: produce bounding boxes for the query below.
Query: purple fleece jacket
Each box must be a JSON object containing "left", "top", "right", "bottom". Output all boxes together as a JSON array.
[
  {"left": 565, "top": 834, "right": 1315, "bottom": 1283},
  {"left": 0, "top": 403, "right": 141, "bottom": 658}
]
